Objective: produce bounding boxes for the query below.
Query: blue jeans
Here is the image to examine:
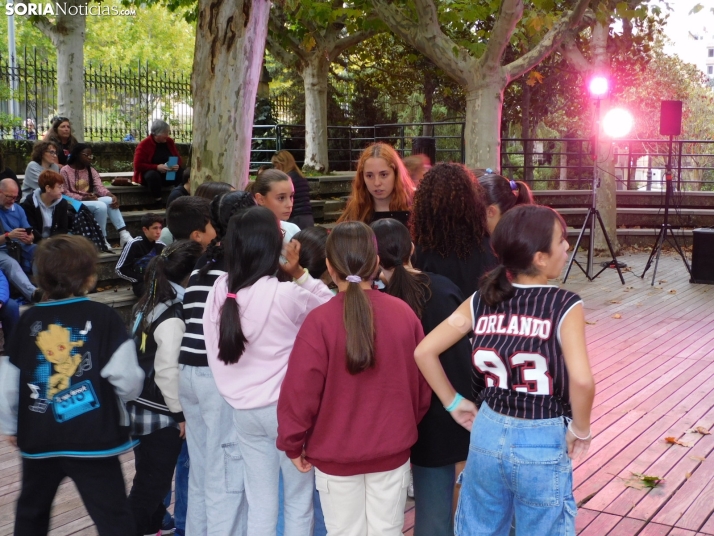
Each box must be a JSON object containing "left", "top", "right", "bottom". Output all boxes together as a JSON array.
[
  {"left": 277, "top": 472, "right": 327, "bottom": 536},
  {"left": 82, "top": 197, "right": 127, "bottom": 238},
  {"left": 0, "top": 250, "right": 36, "bottom": 301},
  {"left": 455, "top": 403, "right": 576, "bottom": 536},
  {"left": 413, "top": 464, "right": 455, "bottom": 536},
  {"left": 0, "top": 298, "right": 19, "bottom": 345},
  {"left": 162, "top": 441, "right": 188, "bottom": 534}
]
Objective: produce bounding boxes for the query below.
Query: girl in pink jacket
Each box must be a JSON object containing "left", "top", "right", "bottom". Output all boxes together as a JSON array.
[{"left": 204, "top": 206, "right": 333, "bottom": 536}]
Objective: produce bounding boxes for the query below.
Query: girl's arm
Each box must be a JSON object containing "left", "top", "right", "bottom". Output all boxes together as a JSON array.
[
  {"left": 154, "top": 317, "right": 186, "bottom": 434},
  {"left": 414, "top": 298, "right": 478, "bottom": 430},
  {"left": 92, "top": 168, "right": 112, "bottom": 198},
  {"left": 560, "top": 303, "right": 595, "bottom": 459}
]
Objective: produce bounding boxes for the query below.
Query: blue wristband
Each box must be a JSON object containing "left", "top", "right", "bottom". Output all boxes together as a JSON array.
[{"left": 444, "top": 393, "right": 464, "bottom": 412}]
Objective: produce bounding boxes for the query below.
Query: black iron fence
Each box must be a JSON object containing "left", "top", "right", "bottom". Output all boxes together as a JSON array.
[
  {"left": 502, "top": 138, "right": 714, "bottom": 191},
  {"left": 1, "top": 47, "right": 193, "bottom": 142}
]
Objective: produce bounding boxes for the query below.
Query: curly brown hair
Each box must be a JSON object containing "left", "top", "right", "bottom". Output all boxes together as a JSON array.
[{"left": 410, "top": 162, "right": 488, "bottom": 259}]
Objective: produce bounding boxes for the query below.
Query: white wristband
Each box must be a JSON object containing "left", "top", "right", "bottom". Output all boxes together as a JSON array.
[{"left": 567, "top": 420, "right": 591, "bottom": 441}]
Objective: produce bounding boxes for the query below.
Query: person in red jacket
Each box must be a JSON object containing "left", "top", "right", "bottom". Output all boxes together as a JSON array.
[
  {"left": 132, "top": 120, "right": 183, "bottom": 202},
  {"left": 277, "top": 221, "right": 432, "bottom": 536}
]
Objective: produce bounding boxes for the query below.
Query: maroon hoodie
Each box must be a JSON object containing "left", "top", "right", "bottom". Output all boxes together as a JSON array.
[{"left": 277, "top": 290, "right": 432, "bottom": 476}]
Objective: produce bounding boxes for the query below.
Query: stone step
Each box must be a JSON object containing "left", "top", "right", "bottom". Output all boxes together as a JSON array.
[
  {"left": 87, "top": 287, "right": 136, "bottom": 324},
  {"left": 104, "top": 209, "right": 167, "bottom": 242}
]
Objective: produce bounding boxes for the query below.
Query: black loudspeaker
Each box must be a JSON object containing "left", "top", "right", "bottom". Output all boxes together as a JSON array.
[
  {"left": 691, "top": 228, "right": 714, "bottom": 284},
  {"left": 660, "top": 100, "right": 683, "bottom": 136}
]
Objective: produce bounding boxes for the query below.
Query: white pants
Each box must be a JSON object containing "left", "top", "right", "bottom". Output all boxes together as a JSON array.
[
  {"left": 82, "top": 197, "right": 126, "bottom": 238},
  {"left": 315, "top": 459, "right": 411, "bottom": 536}
]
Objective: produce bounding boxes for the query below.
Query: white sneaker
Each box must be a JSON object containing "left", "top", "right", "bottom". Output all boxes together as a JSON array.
[
  {"left": 119, "top": 229, "right": 133, "bottom": 247},
  {"left": 104, "top": 239, "right": 114, "bottom": 251}
]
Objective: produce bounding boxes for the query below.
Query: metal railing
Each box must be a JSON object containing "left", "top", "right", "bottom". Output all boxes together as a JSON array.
[{"left": 1, "top": 47, "right": 193, "bottom": 142}]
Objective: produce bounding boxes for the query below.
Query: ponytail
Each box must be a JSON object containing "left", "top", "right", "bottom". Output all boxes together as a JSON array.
[
  {"left": 513, "top": 181, "right": 534, "bottom": 205},
  {"left": 326, "top": 221, "right": 379, "bottom": 375},
  {"left": 371, "top": 218, "right": 431, "bottom": 319},
  {"left": 344, "top": 279, "right": 375, "bottom": 374},
  {"left": 479, "top": 265, "right": 514, "bottom": 307},
  {"left": 216, "top": 206, "right": 282, "bottom": 364},
  {"left": 133, "top": 240, "right": 203, "bottom": 333}
]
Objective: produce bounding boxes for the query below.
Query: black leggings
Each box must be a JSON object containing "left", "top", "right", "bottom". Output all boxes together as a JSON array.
[{"left": 142, "top": 169, "right": 183, "bottom": 199}]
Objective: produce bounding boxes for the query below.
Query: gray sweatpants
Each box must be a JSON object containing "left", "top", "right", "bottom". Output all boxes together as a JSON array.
[{"left": 232, "top": 404, "right": 314, "bottom": 536}]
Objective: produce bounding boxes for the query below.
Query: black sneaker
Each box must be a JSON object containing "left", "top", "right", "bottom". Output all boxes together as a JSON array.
[{"left": 31, "top": 288, "right": 44, "bottom": 303}]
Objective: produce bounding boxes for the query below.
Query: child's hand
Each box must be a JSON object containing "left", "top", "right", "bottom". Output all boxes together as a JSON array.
[
  {"left": 290, "top": 451, "right": 313, "bottom": 473},
  {"left": 450, "top": 398, "right": 478, "bottom": 431},
  {"left": 281, "top": 240, "right": 305, "bottom": 279},
  {"left": 178, "top": 422, "right": 186, "bottom": 439},
  {"left": 5, "top": 436, "right": 17, "bottom": 448}
]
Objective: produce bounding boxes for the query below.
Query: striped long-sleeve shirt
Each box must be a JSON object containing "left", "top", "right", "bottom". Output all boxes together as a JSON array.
[{"left": 178, "top": 256, "right": 226, "bottom": 367}]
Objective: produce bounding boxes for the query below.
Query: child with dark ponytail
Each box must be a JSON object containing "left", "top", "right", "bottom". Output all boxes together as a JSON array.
[
  {"left": 203, "top": 206, "right": 333, "bottom": 535},
  {"left": 127, "top": 239, "right": 203, "bottom": 536},
  {"left": 477, "top": 170, "right": 534, "bottom": 235},
  {"left": 415, "top": 205, "right": 594, "bottom": 536},
  {"left": 277, "top": 221, "right": 431, "bottom": 536},
  {"left": 372, "top": 218, "right": 472, "bottom": 536}
]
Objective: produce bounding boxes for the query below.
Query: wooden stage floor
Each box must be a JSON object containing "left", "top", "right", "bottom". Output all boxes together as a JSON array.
[{"left": 1, "top": 251, "right": 712, "bottom": 535}]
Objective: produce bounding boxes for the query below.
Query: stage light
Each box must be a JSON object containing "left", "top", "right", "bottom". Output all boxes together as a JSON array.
[
  {"left": 589, "top": 76, "right": 609, "bottom": 97},
  {"left": 602, "top": 108, "right": 633, "bottom": 138}
]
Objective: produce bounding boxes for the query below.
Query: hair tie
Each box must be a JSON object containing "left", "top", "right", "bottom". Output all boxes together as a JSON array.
[
  {"left": 345, "top": 275, "right": 362, "bottom": 283},
  {"left": 393, "top": 260, "right": 403, "bottom": 267},
  {"left": 510, "top": 180, "right": 518, "bottom": 191},
  {"left": 486, "top": 168, "right": 493, "bottom": 174},
  {"left": 226, "top": 293, "right": 237, "bottom": 299}
]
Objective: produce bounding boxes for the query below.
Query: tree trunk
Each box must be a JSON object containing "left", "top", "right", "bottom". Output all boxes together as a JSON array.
[
  {"left": 36, "top": 3, "right": 85, "bottom": 141},
  {"left": 464, "top": 78, "right": 505, "bottom": 171},
  {"left": 190, "top": 0, "right": 270, "bottom": 190},
  {"left": 521, "top": 79, "right": 533, "bottom": 184},
  {"left": 302, "top": 54, "right": 330, "bottom": 173},
  {"left": 594, "top": 111, "right": 619, "bottom": 252}
]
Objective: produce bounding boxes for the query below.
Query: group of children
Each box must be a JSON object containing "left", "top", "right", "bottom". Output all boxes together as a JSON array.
[{"left": 0, "top": 142, "right": 594, "bottom": 536}]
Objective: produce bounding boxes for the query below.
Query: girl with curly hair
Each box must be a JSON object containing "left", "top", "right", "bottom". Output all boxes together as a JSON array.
[
  {"left": 411, "top": 162, "right": 497, "bottom": 298},
  {"left": 338, "top": 143, "right": 414, "bottom": 224}
]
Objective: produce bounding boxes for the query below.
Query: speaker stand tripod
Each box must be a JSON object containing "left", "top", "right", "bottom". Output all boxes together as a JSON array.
[
  {"left": 563, "top": 102, "right": 625, "bottom": 285},
  {"left": 640, "top": 135, "right": 691, "bottom": 285}
]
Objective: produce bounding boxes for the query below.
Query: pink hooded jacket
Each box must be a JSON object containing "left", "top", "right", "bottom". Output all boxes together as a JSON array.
[{"left": 204, "top": 274, "right": 334, "bottom": 409}]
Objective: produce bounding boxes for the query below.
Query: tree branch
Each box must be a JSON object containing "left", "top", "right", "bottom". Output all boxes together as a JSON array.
[
  {"left": 32, "top": 15, "right": 57, "bottom": 44},
  {"left": 329, "top": 29, "right": 378, "bottom": 61},
  {"left": 267, "top": 15, "right": 308, "bottom": 64},
  {"left": 413, "top": 0, "right": 441, "bottom": 35},
  {"left": 371, "top": 0, "right": 475, "bottom": 87},
  {"left": 560, "top": 33, "right": 591, "bottom": 73},
  {"left": 504, "top": 0, "right": 590, "bottom": 81},
  {"left": 480, "top": 0, "right": 524, "bottom": 72},
  {"left": 266, "top": 34, "right": 301, "bottom": 70}
]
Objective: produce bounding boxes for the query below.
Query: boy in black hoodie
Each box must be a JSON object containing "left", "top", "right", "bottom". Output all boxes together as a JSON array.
[
  {"left": 0, "top": 235, "right": 144, "bottom": 536},
  {"left": 116, "top": 213, "right": 165, "bottom": 296}
]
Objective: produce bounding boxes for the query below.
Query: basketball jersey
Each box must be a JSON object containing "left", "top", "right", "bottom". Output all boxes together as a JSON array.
[{"left": 470, "top": 284, "right": 583, "bottom": 419}]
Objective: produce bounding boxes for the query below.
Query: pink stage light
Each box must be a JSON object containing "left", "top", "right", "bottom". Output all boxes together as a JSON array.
[
  {"left": 589, "top": 76, "right": 609, "bottom": 97},
  {"left": 602, "top": 108, "right": 633, "bottom": 138}
]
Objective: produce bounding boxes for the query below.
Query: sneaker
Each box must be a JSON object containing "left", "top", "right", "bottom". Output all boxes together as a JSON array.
[
  {"left": 30, "top": 288, "right": 43, "bottom": 304},
  {"left": 104, "top": 239, "right": 114, "bottom": 252},
  {"left": 160, "top": 515, "right": 176, "bottom": 534},
  {"left": 119, "top": 229, "right": 133, "bottom": 247}
]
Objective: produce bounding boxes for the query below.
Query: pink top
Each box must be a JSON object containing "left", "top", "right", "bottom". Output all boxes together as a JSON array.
[
  {"left": 204, "top": 274, "right": 334, "bottom": 409},
  {"left": 60, "top": 166, "right": 111, "bottom": 200}
]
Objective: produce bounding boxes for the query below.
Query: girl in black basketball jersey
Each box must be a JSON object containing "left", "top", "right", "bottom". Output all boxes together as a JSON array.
[{"left": 414, "top": 205, "right": 595, "bottom": 536}]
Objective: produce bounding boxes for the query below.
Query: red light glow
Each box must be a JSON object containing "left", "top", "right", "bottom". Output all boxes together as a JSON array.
[{"left": 602, "top": 108, "right": 633, "bottom": 138}]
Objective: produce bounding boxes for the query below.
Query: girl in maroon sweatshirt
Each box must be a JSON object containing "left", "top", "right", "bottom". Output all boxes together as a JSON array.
[{"left": 277, "top": 221, "right": 431, "bottom": 536}]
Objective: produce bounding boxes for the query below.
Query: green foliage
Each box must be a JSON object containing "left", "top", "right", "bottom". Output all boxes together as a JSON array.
[{"left": 0, "top": 84, "right": 23, "bottom": 132}]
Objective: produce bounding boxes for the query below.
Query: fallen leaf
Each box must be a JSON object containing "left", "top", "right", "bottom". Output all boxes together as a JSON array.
[
  {"left": 585, "top": 321, "right": 597, "bottom": 325},
  {"left": 613, "top": 313, "right": 622, "bottom": 319},
  {"left": 692, "top": 426, "right": 711, "bottom": 435},
  {"left": 659, "top": 280, "right": 667, "bottom": 284},
  {"left": 665, "top": 436, "right": 691, "bottom": 447},
  {"left": 690, "top": 455, "right": 706, "bottom": 462},
  {"left": 609, "top": 300, "right": 622, "bottom": 304},
  {"left": 654, "top": 286, "right": 663, "bottom": 290},
  {"left": 577, "top": 491, "right": 597, "bottom": 507},
  {"left": 636, "top": 303, "right": 643, "bottom": 307},
  {"left": 668, "top": 289, "right": 677, "bottom": 294},
  {"left": 685, "top": 472, "right": 692, "bottom": 479},
  {"left": 624, "top": 472, "right": 664, "bottom": 489}
]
